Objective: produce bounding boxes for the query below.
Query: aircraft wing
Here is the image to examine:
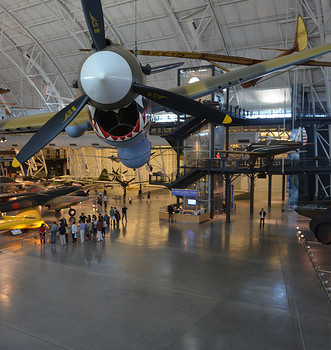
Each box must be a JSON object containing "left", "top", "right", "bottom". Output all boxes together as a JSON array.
[
  {"left": 167, "top": 44, "right": 331, "bottom": 100},
  {"left": 137, "top": 50, "right": 331, "bottom": 68},
  {"left": 43, "top": 195, "right": 91, "bottom": 210},
  {"left": 0, "top": 44, "right": 330, "bottom": 133},
  {"left": 0, "top": 108, "right": 90, "bottom": 133},
  {"left": 216, "top": 150, "right": 260, "bottom": 155},
  {"left": 0, "top": 191, "right": 36, "bottom": 199}
]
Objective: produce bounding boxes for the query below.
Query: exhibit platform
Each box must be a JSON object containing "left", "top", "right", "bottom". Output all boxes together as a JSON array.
[
  {"left": 0, "top": 191, "right": 330, "bottom": 350},
  {"left": 159, "top": 209, "right": 210, "bottom": 223}
]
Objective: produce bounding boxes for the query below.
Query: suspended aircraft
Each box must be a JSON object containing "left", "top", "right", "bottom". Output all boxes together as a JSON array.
[
  {"left": 0, "top": 184, "right": 91, "bottom": 217},
  {"left": 216, "top": 127, "right": 308, "bottom": 168},
  {"left": 137, "top": 15, "right": 331, "bottom": 88},
  {"left": 3, "top": 1, "right": 331, "bottom": 170}
]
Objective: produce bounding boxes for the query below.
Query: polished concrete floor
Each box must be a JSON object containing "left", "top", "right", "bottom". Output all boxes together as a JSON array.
[{"left": 0, "top": 190, "right": 330, "bottom": 350}]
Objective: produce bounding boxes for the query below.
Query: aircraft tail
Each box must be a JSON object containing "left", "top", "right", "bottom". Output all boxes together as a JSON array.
[
  {"left": 99, "top": 168, "right": 109, "bottom": 181},
  {"left": 292, "top": 15, "right": 308, "bottom": 52},
  {"left": 294, "top": 127, "right": 308, "bottom": 145}
]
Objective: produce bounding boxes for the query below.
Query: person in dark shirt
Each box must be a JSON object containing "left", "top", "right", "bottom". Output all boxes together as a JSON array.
[
  {"left": 167, "top": 205, "right": 174, "bottom": 222},
  {"left": 122, "top": 206, "right": 127, "bottom": 221},
  {"left": 79, "top": 213, "right": 87, "bottom": 223},
  {"left": 259, "top": 208, "right": 267, "bottom": 228}
]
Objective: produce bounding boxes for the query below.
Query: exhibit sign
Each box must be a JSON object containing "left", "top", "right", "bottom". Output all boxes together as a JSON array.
[{"left": 171, "top": 189, "right": 199, "bottom": 197}]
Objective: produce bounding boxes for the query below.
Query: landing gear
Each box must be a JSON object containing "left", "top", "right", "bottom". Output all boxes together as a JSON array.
[{"left": 68, "top": 208, "right": 76, "bottom": 217}]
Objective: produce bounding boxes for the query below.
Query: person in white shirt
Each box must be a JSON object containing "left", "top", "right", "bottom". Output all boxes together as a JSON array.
[
  {"left": 103, "top": 194, "right": 108, "bottom": 210},
  {"left": 71, "top": 221, "right": 77, "bottom": 242}
]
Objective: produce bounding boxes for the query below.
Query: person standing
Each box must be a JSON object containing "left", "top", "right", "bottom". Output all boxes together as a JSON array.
[
  {"left": 259, "top": 208, "right": 267, "bottom": 228},
  {"left": 96, "top": 219, "right": 103, "bottom": 242},
  {"left": 79, "top": 213, "right": 87, "bottom": 224},
  {"left": 104, "top": 212, "right": 110, "bottom": 227},
  {"left": 102, "top": 218, "right": 107, "bottom": 237},
  {"left": 79, "top": 220, "right": 86, "bottom": 243},
  {"left": 122, "top": 206, "right": 127, "bottom": 222},
  {"left": 103, "top": 193, "right": 108, "bottom": 210},
  {"left": 86, "top": 220, "right": 92, "bottom": 241},
  {"left": 110, "top": 207, "right": 115, "bottom": 227},
  {"left": 71, "top": 221, "right": 77, "bottom": 242},
  {"left": 167, "top": 204, "right": 174, "bottom": 223},
  {"left": 39, "top": 223, "right": 46, "bottom": 245},
  {"left": 50, "top": 222, "right": 58, "bottom": 244},
  {"left": 146, "top": 191, "right": 151, "bottom": 203},
  {"left": 58, "top": 222, "right": 66, "bottom": 245},
  {"left": 114, "top": 207, "right": 120, "bottom": 225}
]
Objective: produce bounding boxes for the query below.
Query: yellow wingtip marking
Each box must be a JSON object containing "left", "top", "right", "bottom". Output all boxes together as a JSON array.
[
  {"left": 12, "top": 158, "right": 21, "bottom": 168},
  {"left": 222, "top": 115, "right": 232, "bottom": 124}
]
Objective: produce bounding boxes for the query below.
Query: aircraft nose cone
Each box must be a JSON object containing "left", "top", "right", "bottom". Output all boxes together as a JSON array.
[{"left": 80, "top": 51, "right": 133, "bottom": 105}]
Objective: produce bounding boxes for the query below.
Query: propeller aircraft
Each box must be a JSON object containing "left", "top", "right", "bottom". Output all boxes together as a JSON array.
[
  {"left": 4, "top": 1, "right": 331, "bottom": 171},
  {"left": 137, "top": 15, "right": 331, "bottom": 88}
]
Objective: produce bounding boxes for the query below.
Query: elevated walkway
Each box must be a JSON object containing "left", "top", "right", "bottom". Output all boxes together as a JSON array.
[{"left": 150, "top": 157, "right": 331, "bottom": 189}]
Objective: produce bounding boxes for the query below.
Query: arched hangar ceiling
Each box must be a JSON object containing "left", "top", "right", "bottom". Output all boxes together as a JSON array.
[{"left": 0, "top": 0, "right": 330, "bottom": 114}]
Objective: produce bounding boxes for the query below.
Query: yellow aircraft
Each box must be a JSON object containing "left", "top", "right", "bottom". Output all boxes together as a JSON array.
[{"left": 0, "top": 209, "right": 47, "bottom": 232}]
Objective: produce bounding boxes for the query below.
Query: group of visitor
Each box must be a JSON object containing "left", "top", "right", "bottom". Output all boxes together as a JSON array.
[{"left": 39, "top": 205, "right": 128, "bottom": 245}]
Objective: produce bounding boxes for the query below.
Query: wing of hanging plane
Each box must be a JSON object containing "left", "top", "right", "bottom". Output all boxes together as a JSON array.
[
  {"left": 137, "top": 15, "right": 331, "bottom": 89},
  {"left": 0, "top": 2, "right": 330, "bottom": 171}
]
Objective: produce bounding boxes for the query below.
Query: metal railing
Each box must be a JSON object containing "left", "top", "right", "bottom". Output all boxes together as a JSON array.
[{"left": 0, "top": 232, "right": 51, "bottom": 252}]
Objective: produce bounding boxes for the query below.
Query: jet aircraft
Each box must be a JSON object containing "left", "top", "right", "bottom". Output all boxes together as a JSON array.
[
  {"left": 1, "top": 1, "right": 330, "bottom": 170},
  {"left": 0, "top": 184, "right": 91, "bottom": 217},
  {"left": 216, "top": 127, "right": 308, "bottom": 168}
]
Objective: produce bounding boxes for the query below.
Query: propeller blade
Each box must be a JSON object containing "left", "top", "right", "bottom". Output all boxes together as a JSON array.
[
  {"left": 127, "top": 178, "right": 135, "bottom": 184},
  {"left": 12, "top": 94, "right": 90, "bottom": 167},
  {"left": 150, "top": 62, "right": 184, "bottom": 74},
  {"left": 132, "top": 83, "right": 232, "bottom": 125},
  {"left": 81, "top": 0, "right": 106, "bottom": 51}
]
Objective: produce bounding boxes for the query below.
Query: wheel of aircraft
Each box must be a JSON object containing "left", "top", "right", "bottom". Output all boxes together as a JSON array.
[
  {"left": 314, "top": 223, "right": 331, "bottom": 245},
  {"left": 68, "top": 208, "right": 76, "bottom": 217}
]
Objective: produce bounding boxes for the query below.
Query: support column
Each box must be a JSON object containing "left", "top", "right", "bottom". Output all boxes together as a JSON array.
[
  {"left": 268, "top": 174, "right": 272, "bottom": 208},
  {"left": 225, "top": 173, "right": 231, "bottom": 223},
  {"left": 176, "top": 139, "right": 181, "bottom": 208},
  {"left": 282, "top": 175, "right": 286, "bottom": 201},
  {"left": 249, "top": 175, "right": 254, "bottom": 215},
  {"left": 209, "top": 123, "right": 215, "bottom": 219}
]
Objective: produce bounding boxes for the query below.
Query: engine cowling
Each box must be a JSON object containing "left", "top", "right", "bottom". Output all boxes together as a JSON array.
[{"left": 89, "top": 96, "right": 152, "bottom": 168}]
